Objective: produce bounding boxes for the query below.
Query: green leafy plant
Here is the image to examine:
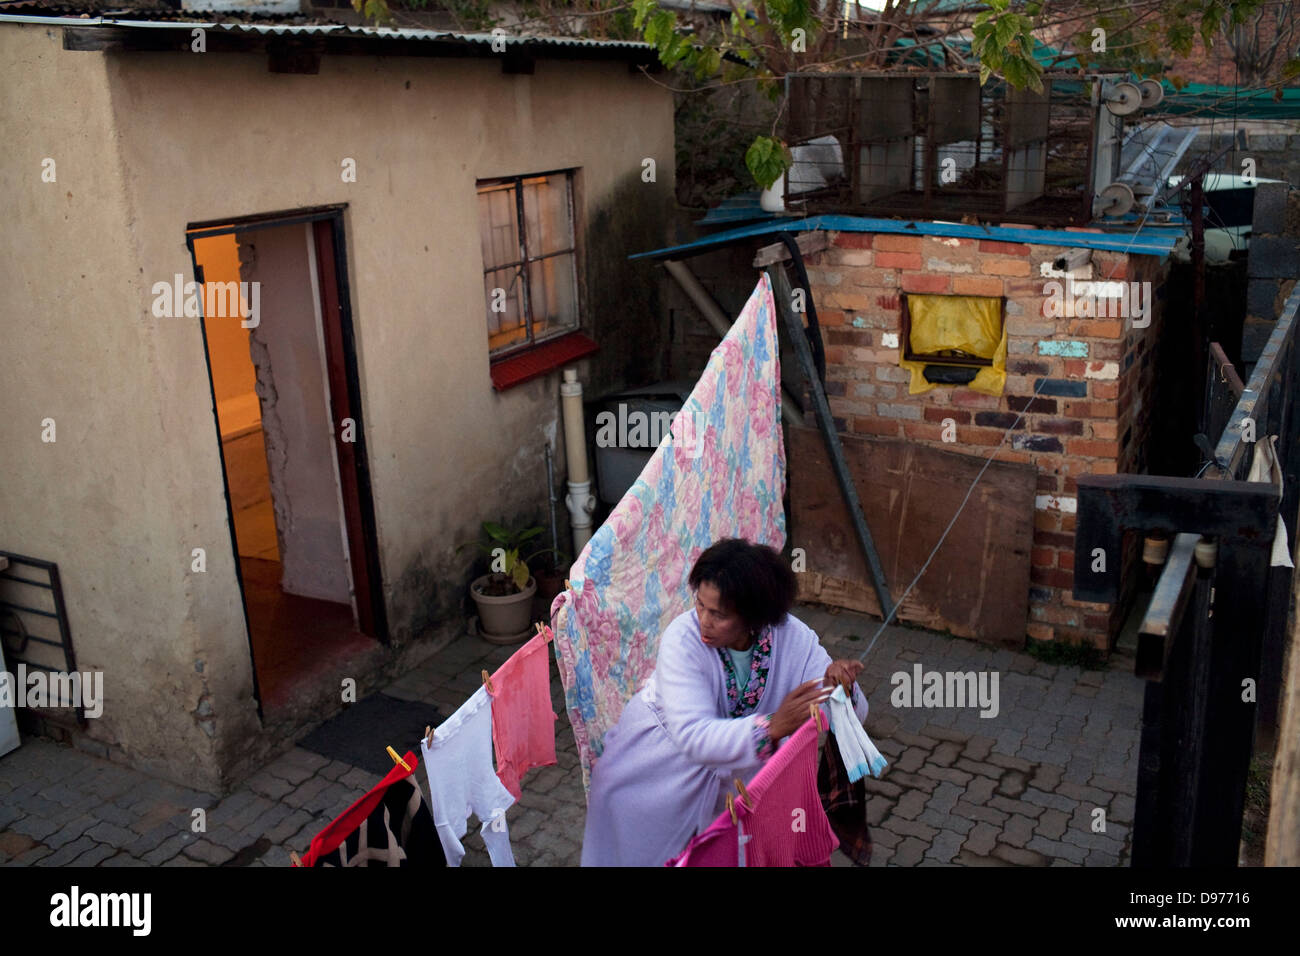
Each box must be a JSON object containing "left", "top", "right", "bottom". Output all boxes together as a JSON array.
[
  {"left": 461, "top": 520, "right": 562, "bottom": 594},
  {"left": 745, "top": 135, "right": 793, "bottom": 192},
  {"left": 971, "top": 0, "right": 1044, "bottom": 91}
]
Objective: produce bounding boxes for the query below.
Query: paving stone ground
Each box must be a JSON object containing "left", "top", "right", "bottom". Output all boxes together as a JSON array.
[{"left": 0, "top": 603, "right": 1143, "bottom": 867}]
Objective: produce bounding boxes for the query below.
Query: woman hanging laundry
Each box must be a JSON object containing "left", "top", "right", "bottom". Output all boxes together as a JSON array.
[{"left": 581, "top": 538, "right": 869, "bottom": 866}]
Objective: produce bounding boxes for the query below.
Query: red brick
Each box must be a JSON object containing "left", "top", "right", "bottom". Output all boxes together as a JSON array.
[
  {"left": 1070, "top": 436, "right": 1118, "bottom": 459},
  {"left": 1038, "top": 418, "right": 1084, "bottom": 436},
  {"left": 1008, "top": 359, "right": 1050, "bottom": 376},
  {"left": 951, "top": 390, "right": 1002, "bottom": 409},
  {"left": 1038, "top": 531, "right": 1075, "bottom": 549},
  {"left": 979, "top": 240, "right": 1031, "bottom": 255},
  {"left": 818, "top": 308, "right": 847, "bottom": 327},
  {"left": 925, "top": 407, "right": 970, "bottom": 424},
  {"left": 1092, "top": 381, "right": 1120, "bottom": 400},
  {"left": 834, "top": 233, "right": 873, "bottom": 249},
  {"left": 875, "top": 234, "right": 923, "bottom": 253},
  {"left": 901, "top": 273, "right": 952, "bottom": 294},
  {"left": 1091, "top": 420, "right": 1118, "bottom": 439},
  {"left": 1089, "top": 460, "right": 1118, "bottom": 475},
  {"left": 980, "top": 257, "right": 1032, "bottom": 277},
  {"left": 961, "top": 426, "right": 1009, "bottom": 446},
  {"left": 991, "top": 448, "right": 1032, "bottom": 464},
  {"left": 1036, "top": 472, "right": 1059, "bottom": 492},
  {"left": 826, "top": 328, "right": 872, "bottom": 346},
  {"left": 876, "top": 251, "right": 923, "bottom": 270},
  {"left": 1058, "top": 550, "right": 1075, "bottom": 571},
  {"left": 1031, "top": 567, "right": 1074, "bottom": 589},
  {"left": 1032, "top": 547, "right": 1057, "bottom": 568},
  {"left": 1090, "top": 320, "right": 1123, "bottom": 339},
  {"left": 952, "top": 275, "right": 1005, "bottom": 297},
  {"left": 1035, "top": 510, "right": 1061, "bottom": 533},
  {"left": 1091, "top": 341, "right": 1122, "bottom": 360},
  {"left": 903, "top": 422, "right": 946, "bottom": 442},
  {"left": 853, "top": 417, "right": 900, "bottom": 437},
  {"left": 1063, "top": 359, "right": 1087, "bottom": 378}
]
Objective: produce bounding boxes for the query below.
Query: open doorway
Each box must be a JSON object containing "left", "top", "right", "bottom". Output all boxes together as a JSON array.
[{"left": 188, "top": 208, "right": 386, "bottom": 714}]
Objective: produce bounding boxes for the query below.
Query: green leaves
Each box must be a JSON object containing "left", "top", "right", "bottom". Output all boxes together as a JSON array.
[
  {"left": 745, "top": 135, "right": 792, "bottom": 191},
  {"left": 971, "top": 3, "right": 1043, "bottom": 92}
]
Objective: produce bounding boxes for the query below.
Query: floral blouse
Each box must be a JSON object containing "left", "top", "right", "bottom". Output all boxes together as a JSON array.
[{"left": 716, "top": 628, "right": 777, "bottom": 759}]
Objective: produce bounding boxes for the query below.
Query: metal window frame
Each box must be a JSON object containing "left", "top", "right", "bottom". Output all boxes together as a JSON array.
[
  {"left": 0, "top": 551, "right": 83, "bottom": 724},
  {"left": 478, "top": 168, "right": 580, "bottom": 359}
]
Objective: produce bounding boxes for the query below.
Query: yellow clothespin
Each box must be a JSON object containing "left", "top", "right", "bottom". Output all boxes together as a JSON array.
[
  {"left": 482, "top": 669, "right": 495, "bottom": 694},
  {"left": 726, "top": 793, "right": 738, "bottom": 825},
  {"left": 386, "top": 746, "right": 410, "bottom": 772},
  {"left": 290, "top": 850, "right": 302, "bottom": 867},
  {"left": 734, "top": 777, "right": 752, "bottom": 811}
]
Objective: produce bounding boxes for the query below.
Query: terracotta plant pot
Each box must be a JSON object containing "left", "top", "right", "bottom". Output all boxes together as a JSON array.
[{"left": 470, "top": 573, "right": 537, "bottom": 644}]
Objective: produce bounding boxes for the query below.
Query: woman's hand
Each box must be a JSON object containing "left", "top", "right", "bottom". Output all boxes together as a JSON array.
[
  {"left": 824, "top": 659, "right": 864, "bottom": 693},
  {"left": 769, "top": 679, "right": 832, "bottom": 741}
]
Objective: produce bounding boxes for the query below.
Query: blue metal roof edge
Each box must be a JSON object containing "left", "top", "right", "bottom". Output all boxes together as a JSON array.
[{"left": 632, "top": 214, "right": 1182, "bottom": 260}]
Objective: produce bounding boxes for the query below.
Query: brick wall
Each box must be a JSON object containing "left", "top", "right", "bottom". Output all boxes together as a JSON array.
[{"left": 801, "top": 230, "right": 1169, "bottom": 650}]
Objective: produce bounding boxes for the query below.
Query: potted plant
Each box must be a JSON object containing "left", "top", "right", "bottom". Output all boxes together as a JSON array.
[{"left": 464, "top": 521, "right": 551, "bottom": 644}]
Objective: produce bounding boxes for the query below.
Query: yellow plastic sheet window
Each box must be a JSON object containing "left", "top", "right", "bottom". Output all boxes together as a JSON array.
[{"left": 898, "top": 294, "right": 1007, "bottom": 396}]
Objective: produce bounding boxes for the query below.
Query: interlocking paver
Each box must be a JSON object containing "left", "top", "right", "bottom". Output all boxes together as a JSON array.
[{"left": 0, "top": 606, "right": 1142, "bottom": 868}]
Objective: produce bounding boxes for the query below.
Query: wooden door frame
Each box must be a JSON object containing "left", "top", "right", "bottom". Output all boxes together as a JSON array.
[{"left": 186, "top": 205, "right": 389, "bottom": 717}]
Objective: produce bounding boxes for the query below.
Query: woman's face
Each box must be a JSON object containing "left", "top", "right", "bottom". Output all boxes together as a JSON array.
[{"left": 694, "top": 581, "right": 751, "bottom": 650}]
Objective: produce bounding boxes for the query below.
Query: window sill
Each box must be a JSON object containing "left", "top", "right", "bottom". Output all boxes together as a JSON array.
[{"left": 490, "top": 332, "right": 599, "bottom": 391}]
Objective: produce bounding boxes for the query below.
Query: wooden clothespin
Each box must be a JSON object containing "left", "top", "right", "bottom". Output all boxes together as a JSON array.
[
  {"left": 290, "top": 850, "right": 302, "bottom": 867},
  {"left": 386, "top": 746, "right": 410, "bottom": 772},
  {"left": 423, "top": 725, "right": 435, "bottom": 748},
  {"left": 482, "top": 669, "right": 495, "bottom": 694},
  {"left": 734, "top": 777, "right": 752, "bottom": 811},
  {"left": 726, "top": 793, "right": 738, "bottom": 825},
  {"left": 810, "top": 702, "right": 823, "bottom": 732}
]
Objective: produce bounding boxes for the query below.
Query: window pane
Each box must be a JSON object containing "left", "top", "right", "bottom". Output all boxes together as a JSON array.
[
  {"left": 528, "top": 253, "right": 578, "bottom": 339},
  {"left": 522, "top": 175, "right": 573, "bottom": 258},
  {"left": 478, "top": 182, "right": 520, "bottom": 272},
  {"left": 485, "top": 266, "right": 527, "bottom": 352}
]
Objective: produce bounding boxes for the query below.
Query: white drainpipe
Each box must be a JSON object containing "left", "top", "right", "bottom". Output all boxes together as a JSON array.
[{"left": 560, "top": 368, "right": 597, "bottom": 557}]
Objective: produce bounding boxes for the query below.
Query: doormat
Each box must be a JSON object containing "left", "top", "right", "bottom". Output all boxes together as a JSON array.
[{"left": 297, "top": 693, "right": 444, "bottom": 778}]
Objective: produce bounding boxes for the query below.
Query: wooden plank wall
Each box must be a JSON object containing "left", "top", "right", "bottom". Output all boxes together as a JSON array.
[{"left": 788, "top": 425, "right": 1036, "bottom": 647}]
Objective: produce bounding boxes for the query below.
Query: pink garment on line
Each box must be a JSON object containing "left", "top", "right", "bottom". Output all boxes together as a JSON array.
[
  {"left": 666, "top": 717, "right": 837, "bottom": 867},
  {"left": 491, "top": 631, "right": 558, "bottom": 800}
]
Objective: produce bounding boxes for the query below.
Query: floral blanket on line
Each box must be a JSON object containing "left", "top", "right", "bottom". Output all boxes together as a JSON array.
[{"left": 550, "top": 273, "right": 788, "bottom": 789}]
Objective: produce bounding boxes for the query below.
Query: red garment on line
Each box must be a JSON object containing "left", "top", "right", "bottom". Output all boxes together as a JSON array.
[
  {"left": 666, "top": 717, "right": 837, "bottom": 867},
  {"left": 297, "top": 750, "right": 419, "bottom": 867},
  {"left": 490, "top": 631, "right": 559, "bottom": 800}
]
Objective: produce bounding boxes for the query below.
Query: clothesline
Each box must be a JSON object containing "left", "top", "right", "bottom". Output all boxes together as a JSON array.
[{"left": 293, "top": 624, "right": 557, "bottom": 868}]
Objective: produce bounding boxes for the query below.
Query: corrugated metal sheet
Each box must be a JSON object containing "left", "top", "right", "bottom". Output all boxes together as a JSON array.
[
  {"left": 0, "top": 11, "right": 655, "bottom": 49},
  {"left": 632, "top": 214, "right": 1185, "bottom": 260}
]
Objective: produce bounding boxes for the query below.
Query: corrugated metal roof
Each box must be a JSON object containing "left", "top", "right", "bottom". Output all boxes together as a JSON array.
[
  {"left": 0, "top": 11, "right": 655, "bottom": 50},
  {"left": 632, "top": 214, "right": 1185, "bottom": 260}
]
